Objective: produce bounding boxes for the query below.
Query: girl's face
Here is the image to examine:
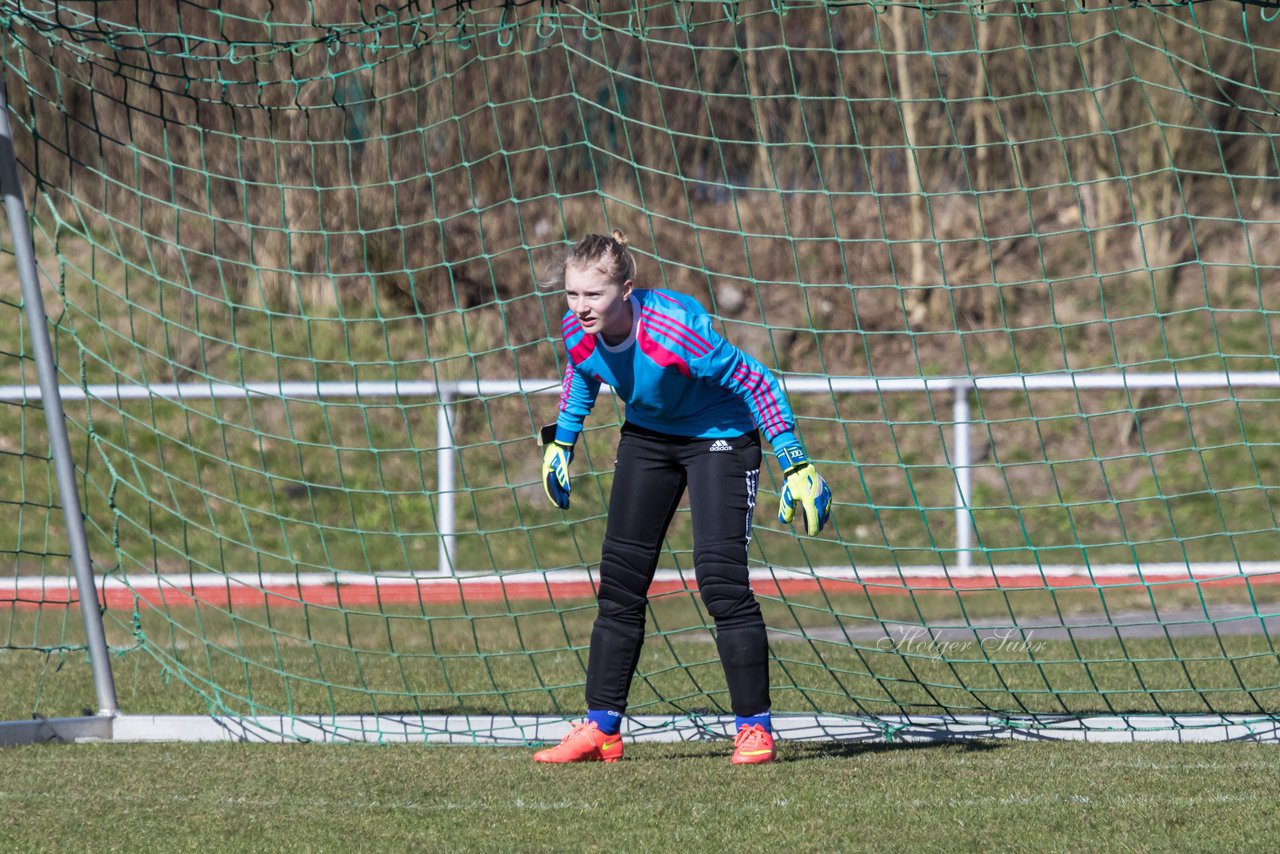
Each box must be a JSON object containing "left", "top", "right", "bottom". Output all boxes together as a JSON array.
[{"left": 565, "top": 264, "right": 633, "bottom": 339}]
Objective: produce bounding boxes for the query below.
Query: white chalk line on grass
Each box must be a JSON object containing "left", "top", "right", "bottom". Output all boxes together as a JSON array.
[
  {"left": 906, "top": 792, "right": 1264, "bottom": 809},
  {"left": 16, "top": 748, "right": 1280, "bottom": 775},
  {"left": 941, "top": 757, "right": 1280, "bottom": 773},
  {"left": 6, "top": 561, "right": 1280, "bottom": 595},
  {"left": 0, "top": 789, "right": 601, "bottom": 813},
  {"left": 0, "top": 788, "right": 1265, "bottom": 814}
]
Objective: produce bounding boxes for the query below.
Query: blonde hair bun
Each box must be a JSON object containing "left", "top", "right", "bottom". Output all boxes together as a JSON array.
[{"left": 558, "top": 230, "right": 637, "bottom": 288}]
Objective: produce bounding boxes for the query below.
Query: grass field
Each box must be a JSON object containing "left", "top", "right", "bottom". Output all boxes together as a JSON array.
[
  {"left": 7, "top": 581, "right": 1280, "bottom": 724},
  {"left": 2, "top": 740, "right": 1278, "bottom": 851}
]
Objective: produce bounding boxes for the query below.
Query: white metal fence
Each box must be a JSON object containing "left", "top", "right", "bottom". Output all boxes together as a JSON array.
[{"left": 4, "top": 371, "right": 1279, "bottom": 575}]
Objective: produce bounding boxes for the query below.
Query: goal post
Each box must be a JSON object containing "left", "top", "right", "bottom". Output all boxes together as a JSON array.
[{"left": 5, "top": 0, "right": 1280, "bottom": 745}]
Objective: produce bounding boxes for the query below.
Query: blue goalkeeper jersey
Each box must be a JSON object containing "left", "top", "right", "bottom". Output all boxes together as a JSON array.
[{"left": 554, "top": 288, "right": 804, "bottom": 466}]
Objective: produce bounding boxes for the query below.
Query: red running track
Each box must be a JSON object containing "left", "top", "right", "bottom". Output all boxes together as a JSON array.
[{"left": 4, "top": 564, "right": 1279, "bottom": 610}]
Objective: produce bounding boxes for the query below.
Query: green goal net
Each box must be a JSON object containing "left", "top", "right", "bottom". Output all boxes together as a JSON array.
[{"left": 5, "top": 0, "right": 1280, "bottom": 742}]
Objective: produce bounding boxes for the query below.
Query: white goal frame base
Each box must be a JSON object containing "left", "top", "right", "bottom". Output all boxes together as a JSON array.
[{"left": 4, "top": 713, "right": 1280, "bottom": 747}]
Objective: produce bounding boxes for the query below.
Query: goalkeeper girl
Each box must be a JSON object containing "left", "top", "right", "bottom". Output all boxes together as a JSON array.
[{"left": 535, "top": 230, "right": 831, "bottom": 765}]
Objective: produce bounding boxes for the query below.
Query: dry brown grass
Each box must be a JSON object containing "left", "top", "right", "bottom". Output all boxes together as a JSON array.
[{"left": 4, "top": 1, "right": 1277, "bottom": 383}]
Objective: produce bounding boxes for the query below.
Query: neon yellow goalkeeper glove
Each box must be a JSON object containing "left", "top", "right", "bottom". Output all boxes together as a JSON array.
[
  {"left": 542, "top": 441, "right": 574, "bottom": 509},
  {"left": 778, "top": 463, "right": 832, "bottom": 536}
]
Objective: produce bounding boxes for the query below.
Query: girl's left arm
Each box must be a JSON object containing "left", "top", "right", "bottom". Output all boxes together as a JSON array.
[
  {"left": 687, "top": 317, "right": 808, "bottom": 473},
  {"left": 690, "top": 317, "right": 833, "bottom": 536}
]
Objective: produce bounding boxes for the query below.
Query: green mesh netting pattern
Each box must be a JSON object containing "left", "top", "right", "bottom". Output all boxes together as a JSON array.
[{"left": 5, "top": 0, "right": 1280, "bottom": 734}]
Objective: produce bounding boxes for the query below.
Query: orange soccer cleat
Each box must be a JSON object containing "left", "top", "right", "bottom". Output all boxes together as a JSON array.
[
  {"left": 533, "top": 721, "right": 624, "bottom": 764},
  {"left": 731, "top": 723, "right": 777, "bottom": 765}
]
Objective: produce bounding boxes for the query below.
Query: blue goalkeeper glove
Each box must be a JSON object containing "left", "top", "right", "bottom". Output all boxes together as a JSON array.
[
  {"left": 778, "top": 460, "right": 832, "bottom": 537},
  {"left": 542, "top": 441, "right": 574, "bottom": 509}
]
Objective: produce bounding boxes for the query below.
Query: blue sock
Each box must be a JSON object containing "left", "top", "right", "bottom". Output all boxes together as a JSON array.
[
  {"left": 587, "top": 708, "right": 623, "bottom": 736},
  {"left": 736, "top": 711, "right": 772, "bottom": 734}
]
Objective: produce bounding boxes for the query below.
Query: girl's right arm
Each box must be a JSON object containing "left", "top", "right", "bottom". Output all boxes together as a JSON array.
[
  {"left": 541, "top": 355, "right": 601, "bottom": 511},
  {"left": 553, "top": 361, "right": 600, "bottom": 447}
]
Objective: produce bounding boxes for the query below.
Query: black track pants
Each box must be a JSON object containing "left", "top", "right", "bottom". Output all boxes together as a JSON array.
[{"left": 585, "top": 423, "right": 769, "bottom": 717}]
